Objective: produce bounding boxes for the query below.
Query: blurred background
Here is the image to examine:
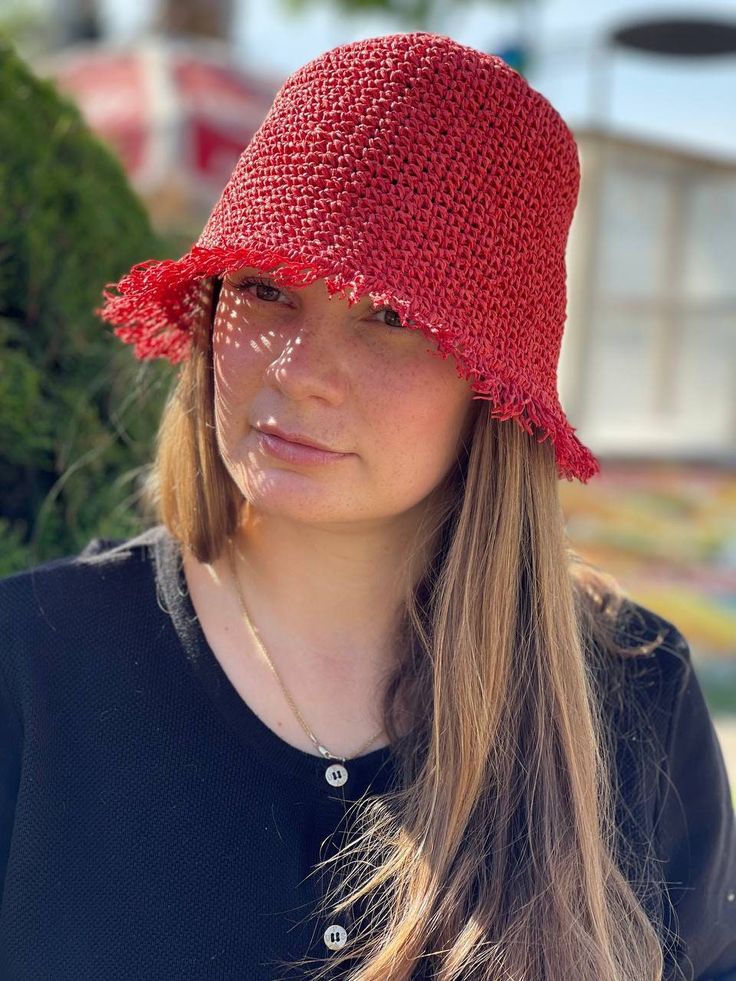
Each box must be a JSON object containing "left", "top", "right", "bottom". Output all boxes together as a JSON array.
[{"left": 1, "top": 0, "right": 735, "bottom": 782}]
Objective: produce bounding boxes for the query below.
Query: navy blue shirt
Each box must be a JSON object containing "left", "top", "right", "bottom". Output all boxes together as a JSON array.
[{"left": 0, "top": 525, "right": 734, "bottom": 979}]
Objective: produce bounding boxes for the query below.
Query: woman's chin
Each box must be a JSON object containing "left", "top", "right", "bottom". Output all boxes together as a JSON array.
[{"left": 235, "top": 474, "right": 361, "bottom": 524}]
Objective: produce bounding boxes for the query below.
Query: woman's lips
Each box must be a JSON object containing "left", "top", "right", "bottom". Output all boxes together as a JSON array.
[{"left": 254, "top": 430, "right": 351, "bottom": 465}]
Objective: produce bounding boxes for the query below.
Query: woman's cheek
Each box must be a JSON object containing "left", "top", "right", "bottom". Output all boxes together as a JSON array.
[{"left": 213, "top": 326, "right": 264, "bottom": 397}]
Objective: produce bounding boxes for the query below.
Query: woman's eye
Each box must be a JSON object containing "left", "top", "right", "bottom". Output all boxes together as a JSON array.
[
  {"left": 229, "top": 276, "right": 288, "bottom": 303},
  {"left": 225, "top": 276, "right": 408, "bottom": 331},
  {"left": 374, "top": 307, "right": 406, "bottom": 330}
]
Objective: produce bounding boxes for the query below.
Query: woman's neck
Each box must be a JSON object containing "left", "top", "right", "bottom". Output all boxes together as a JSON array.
[{"left": 207, "top": 506, "right": 426, "bottom": 682}]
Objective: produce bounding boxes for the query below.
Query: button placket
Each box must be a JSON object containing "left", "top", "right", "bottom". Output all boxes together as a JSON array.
[{"left": 319, "top": 762, "right": 354, "bottom": 955}]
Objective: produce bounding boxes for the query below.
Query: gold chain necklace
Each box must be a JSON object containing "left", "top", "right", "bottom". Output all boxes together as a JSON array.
[{"left": 226, "top": 538, "right": 386, "bottom": 763}]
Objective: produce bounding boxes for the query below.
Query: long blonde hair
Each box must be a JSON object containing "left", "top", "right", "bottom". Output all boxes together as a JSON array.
[{"left": 140, "top": 278, "right": 678, "bottom": 980}]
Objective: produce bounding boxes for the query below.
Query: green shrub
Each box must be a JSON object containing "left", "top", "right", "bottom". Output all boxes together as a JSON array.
[{"left": 0, "top": 34, "right": 177, "bottom": 575}]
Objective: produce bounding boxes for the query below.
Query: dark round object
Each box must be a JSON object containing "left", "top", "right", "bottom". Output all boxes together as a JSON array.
[{"left": 611, "top": 17, "right": 736, "bottom": 56}]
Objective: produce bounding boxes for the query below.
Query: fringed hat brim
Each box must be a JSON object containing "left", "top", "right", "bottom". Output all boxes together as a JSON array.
[
  {"left": 97, "top": 245, "right": 599, "bottom": 483},
  {"left": 97, "top": 245, "right": 317, "bottom": 364},
  {"left": 469, "top": 377, "right": 601, "bottom": 483}
]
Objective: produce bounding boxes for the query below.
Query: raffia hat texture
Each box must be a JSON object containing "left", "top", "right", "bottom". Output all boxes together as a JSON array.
[{"left": 97, "top": 31, "right": 600, "bottom": 483}]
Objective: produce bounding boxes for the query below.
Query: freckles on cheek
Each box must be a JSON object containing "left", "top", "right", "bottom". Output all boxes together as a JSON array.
[
  {"left": 365, "top": 371, "right": 416, "bottom": 426},
  {"left": 214, "top": 343, "right": 249, "bottom": 390},
  {"left": 213, "top": 309, "right": 267, "bottom": 388},
  {"left": 412, "top": 364, "right": 472, "bottom": 436},
  {"left": 212, "top": 343, "right": 260, "bottom": 443}
]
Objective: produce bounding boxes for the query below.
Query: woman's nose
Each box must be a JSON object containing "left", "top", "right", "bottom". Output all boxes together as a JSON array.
[{"left": 264, "top": 312, "right": 348, "bottom": 402}]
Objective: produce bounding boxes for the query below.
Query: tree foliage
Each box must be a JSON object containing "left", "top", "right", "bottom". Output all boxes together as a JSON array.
[{"left": 0, "top": 35, "right": 176, "bottom": 575}]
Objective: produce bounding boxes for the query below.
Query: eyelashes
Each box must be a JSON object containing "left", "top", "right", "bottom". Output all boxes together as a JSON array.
[
  {"left": 225, "top": 274, "right": 409, "bottom": 331},
  {"left": 229, "top": 276, "right": 285, "bottom": 303}
]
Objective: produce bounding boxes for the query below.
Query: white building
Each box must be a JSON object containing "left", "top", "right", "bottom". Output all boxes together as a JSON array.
[{"left": 562, "top": 126, "right": 736, "bottom": 463}]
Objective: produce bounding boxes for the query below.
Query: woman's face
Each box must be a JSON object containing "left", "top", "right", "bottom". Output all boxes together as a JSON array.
[{"left": 212, "top": 267, "right": 479, "bottom": 526}]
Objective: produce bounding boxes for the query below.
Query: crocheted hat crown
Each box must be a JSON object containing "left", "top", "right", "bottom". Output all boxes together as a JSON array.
[{"left": 98, "top": 31, "right": 600, "bottom": 483}]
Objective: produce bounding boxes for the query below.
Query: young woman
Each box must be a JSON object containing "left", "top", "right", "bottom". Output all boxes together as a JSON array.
[{"left": 1, "top": 32, "right": 734, "bottom": 981}]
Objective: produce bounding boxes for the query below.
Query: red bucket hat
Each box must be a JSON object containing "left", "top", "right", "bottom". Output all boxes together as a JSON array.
[{"left": 98, "top": 31, "right": 600, "bottom": 483}]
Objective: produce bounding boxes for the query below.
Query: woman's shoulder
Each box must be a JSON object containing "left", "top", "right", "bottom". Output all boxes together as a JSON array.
[
  {"left": 591, "top": 596, "right": 693, "bottom": 696},
  {"left": 0, "top": 524, "right": 169, "bottom": 637},
  {"left": 589, "top": 600, "right": 734, "bottom": 926},
  {"left": 612, "top": 598, "right": 691, "bottom": 661},
  {"left": 608, "top": 602, "right": 736, "bottom": 978},
  {"left": 586, "top": 596, "right": 697, "bottom": 761},
  {"left": 0, "top": 525, "right": 174, "bottom": 715}
]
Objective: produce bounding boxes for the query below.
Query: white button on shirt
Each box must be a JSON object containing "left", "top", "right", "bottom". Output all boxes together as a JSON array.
[
  {"left": 324, "top": 763, "right": 348, "bottom": 786},
  {"left": 324, "top": 923, "right": 348, "bottom": 950}
]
